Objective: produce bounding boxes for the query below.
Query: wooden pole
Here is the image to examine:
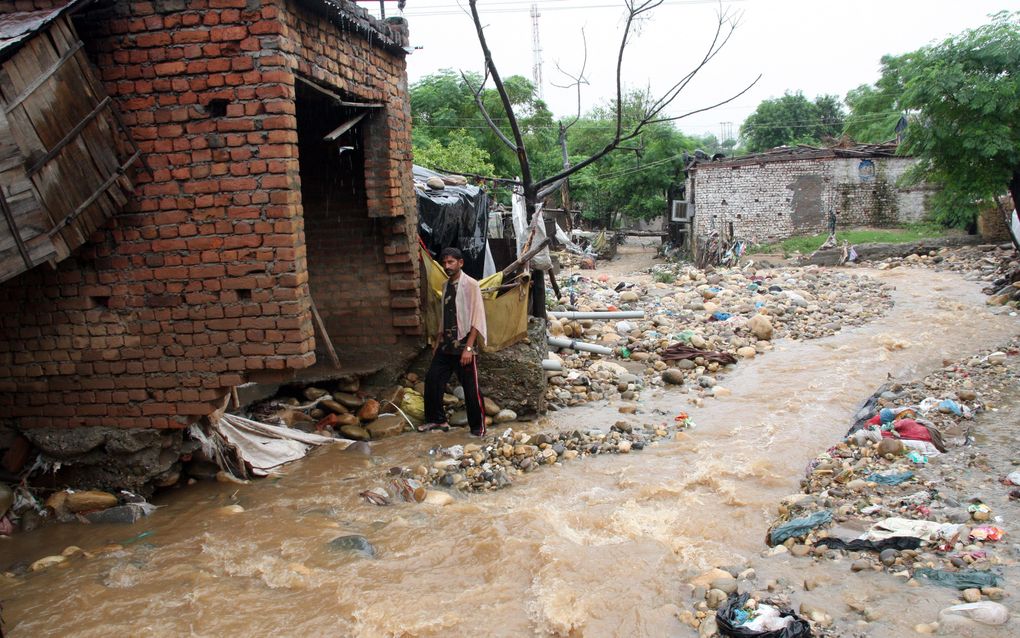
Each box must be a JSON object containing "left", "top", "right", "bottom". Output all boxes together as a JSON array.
[{"left": 309, "top": 298, "right": 341, "bottom": 368}]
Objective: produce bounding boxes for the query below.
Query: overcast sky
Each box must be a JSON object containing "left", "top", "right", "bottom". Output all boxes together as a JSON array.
[{"left": 370, "top": 0, "right": 1013, "bottom": 141}]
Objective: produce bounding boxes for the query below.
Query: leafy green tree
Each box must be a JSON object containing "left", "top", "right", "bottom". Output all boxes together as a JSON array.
[
  {"left": 890, "top": 11, "right": 1020, "bottom": 226},
  {"left": 409, "top": 70, "right": 558, "bottom": 180},
  {"left": 567, "top": 91, "right": 698, "bottom": 225},
  {"left": 412, "top": 131, "right": 495, "bottom": 176},
  {"left": 842, "top": 54, "right": 912, "bottom": 143},
  {"left": 740, "top": 91, "right": 846, "bottom": 152}
]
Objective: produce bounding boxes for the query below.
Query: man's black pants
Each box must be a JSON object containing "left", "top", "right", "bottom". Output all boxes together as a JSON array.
[{"left": 424, "top": 352, "right": 486, "bottom": 435}]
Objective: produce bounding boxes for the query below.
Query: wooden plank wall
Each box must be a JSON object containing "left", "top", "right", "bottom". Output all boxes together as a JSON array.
[
  {"left": 0, "top": 14, "right": 135, "bottom": 284},
  {"left": 0, "top": 107, "right": 56, "bottom": 279}
]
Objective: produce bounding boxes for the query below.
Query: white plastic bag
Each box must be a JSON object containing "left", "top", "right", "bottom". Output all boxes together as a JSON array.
[{"left": 939, "top": 601, "right": 1009, "bottom": 626}]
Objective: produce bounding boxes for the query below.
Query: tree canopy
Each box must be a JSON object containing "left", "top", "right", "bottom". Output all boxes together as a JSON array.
[
  {"left": 888, "top": 11, "right": 1020, "bottom": 226},
  {"left": 410, "top": 74, "right": 725, "bottom": 223},
  {"left": 409, "top": 69, "right": 559, "bottom": 179},
  {"left": 739, "top": 91, "right": 846, "bottom": 153}
]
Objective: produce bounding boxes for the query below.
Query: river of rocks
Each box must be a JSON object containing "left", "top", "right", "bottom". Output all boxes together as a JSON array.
[
  {"left": 544, "top": 263, "right": 894, "bottom": 409},
  {"left": 677, "top": 337, "right": 1020, "bottom": 637}
]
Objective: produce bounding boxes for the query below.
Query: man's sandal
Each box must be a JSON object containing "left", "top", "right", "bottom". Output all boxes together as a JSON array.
[{"left": 417, "top": 422, "right": 450, "bottom": 432}]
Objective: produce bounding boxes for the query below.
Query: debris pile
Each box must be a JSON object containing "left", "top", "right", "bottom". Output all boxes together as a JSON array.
[
  {"left": 546, "top": 264, "right": 893, "bottom": 407},
  {"left": 871, "top": 242, "right": 1020, "bottom": 307},
  {"left": 362, "top": 414, "right": 697, "bottom": 498},
  {"left": 755, "top": 339, "right": 1019, "bottom": 624}
]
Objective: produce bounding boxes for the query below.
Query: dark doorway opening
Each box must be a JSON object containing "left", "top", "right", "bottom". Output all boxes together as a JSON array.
[{"left": 295, "top": 79, "right": 395, "bottom": 375}]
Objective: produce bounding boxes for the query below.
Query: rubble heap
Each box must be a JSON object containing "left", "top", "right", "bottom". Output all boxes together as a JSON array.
[{"left": 547, "top": 264, "right": 893, "bottom": 407}]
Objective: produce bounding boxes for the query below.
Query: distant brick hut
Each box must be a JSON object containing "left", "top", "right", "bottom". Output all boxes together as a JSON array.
[
  {"left": 688, "top": 143, "right": 935, "bottom": 244},
  {"left": 0, "top": 0, "right": 419, "bottom": 488}
]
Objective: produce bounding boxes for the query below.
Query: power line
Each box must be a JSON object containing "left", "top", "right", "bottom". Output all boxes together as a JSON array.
[
  {"left": 402, "top": 0, "right": 744, "bottom": 17},
  {"left": 410, "top": 110, "right": 899, "bottom": 132}
]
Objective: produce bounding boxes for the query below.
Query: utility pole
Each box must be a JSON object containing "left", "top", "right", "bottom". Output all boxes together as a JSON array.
[
  {"left": 530, "top": 3, "right": 544, "bottom": 99},
  {"left": 558, "top": 122, "right": 571, "bottom": 219}
]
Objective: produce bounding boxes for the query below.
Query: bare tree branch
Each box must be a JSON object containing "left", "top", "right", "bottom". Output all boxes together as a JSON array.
[
  {"left": 460, "top": 70, "right": 516, "bottom": 151},
  {"left": 549, "top": 28, "right": 589, "bottom": 133},
  {"left": 648, "top": 74, "right": 762, "bottom": 124},
  {"left": 537, "top": 177, "right": 568, "bottom": 202},
  {"left": 467, "top": 0, "right": 532, "bottom": 191}
]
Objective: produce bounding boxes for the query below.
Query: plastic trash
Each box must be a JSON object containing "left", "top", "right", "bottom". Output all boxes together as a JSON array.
[
  {"left": 400, "top": 389, "right": 426, "bottom": 422},
  {"left": 716, "top": 593, "right": 811, "bottom": 638},
  {"left": 968, "top": 503, "right": 991, "bottom": 517},
  {"left": 914, "top": 568, "right": 1000, "bottom": 589},
  {"left": 711, "top": 311, "right": 733, "bottom": 321},
  {"left": 969, "top": 526, "right": 1005, "bottom": 542},
  {"left": 814, "top": 536, "right": 921, "bottom": 552},
  {"left": 867, "top": 471, "right": 914, "bottom": 485},
  {"left": 906, "top": 451, "right": 927, "bottom": 464},
  {"left": 767, "top": 510, "right": 832, "bottom": 546},
  {"left": 939, "top": 399, "right": 963, "bottom": 415},
  {"left": 939, "top": 601, "right": 1009, "bottom": 626}
]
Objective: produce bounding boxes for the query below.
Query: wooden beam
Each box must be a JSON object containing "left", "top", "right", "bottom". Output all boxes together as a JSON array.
[
  {"left": 46, "top": 150, "right": 140, "bottom": 238},
  {"left": 0, "top": 187, "right": 32, "bottom": 268},
  {"left": 323, "top": 112, "right": 368, "bottom": 142},
  {"left": 499, "top": 237, "right": 550, "bottom": 277},
  {"left": 294, "top": 76, "right": 384, "bottom": 108},
  {"left": 25, "top": 95, "right": 111, "bottom": 177},
  {"left": 3, "top": 41, "right": 84, "bottom": 113},
  {"left": 309, "top": 298, "right": 341, "bottom": 369}
]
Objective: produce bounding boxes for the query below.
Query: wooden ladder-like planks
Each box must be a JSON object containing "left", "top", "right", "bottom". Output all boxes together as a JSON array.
[{"left": 0, "top": 14, "right": 138, "bottom": 281}]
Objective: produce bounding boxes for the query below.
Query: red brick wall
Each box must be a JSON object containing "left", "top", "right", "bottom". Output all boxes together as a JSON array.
[
  {"left": 0, "top": 0, "right": 419, "bottom": 432},
  {"left": 282, "top": 0, "right": 420, "bottom": 340}
]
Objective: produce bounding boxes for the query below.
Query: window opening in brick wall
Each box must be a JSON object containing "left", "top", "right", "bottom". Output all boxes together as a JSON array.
[{"left": 296, "top": 80, "right": 396, "bottom": 366}]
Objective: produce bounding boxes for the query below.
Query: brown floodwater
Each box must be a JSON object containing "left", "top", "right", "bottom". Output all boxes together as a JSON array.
[{"left": 0, "top": 266, "right": 1017, "bottom": 637}]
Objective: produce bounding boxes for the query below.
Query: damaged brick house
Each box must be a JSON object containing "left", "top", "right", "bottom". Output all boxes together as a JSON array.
[
  {"left": 686, "top": 143, "right": 935, "bottom": 244},
  {"left": 0, "top": 0, "right": 421, "bottom": 489}
]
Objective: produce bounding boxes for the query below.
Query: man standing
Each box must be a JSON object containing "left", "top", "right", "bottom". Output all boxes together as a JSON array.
[{"left": 422, "top": 248, "right": 488, "bottom": 436}]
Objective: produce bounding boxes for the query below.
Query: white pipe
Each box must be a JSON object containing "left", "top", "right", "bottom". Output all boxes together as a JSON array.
[
  {"left": 542, "top": 359, "right": 563, "bottom": 371},
  {"left": 549, "top": 310, "right": 645, "bottom": 320},
  {"left": 547, "top": 336, "right": 614, "bottom": 355}
]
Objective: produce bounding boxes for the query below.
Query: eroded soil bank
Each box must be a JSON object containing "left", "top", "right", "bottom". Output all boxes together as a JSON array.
[{"left": 0, "top": 265, "right": 1016, "bottom": 637}]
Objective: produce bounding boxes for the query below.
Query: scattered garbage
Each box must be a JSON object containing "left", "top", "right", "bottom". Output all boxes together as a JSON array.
[
  {"left": 716, "top": 593, "right": 812, "bottom": 638},
  {"left": 767, "top": 510, "right": 832, "bottom": 546},
  {"left": 969, "top": 525, "right": 1005, "bottom": 542},
  {"left": 866, "top": 470, "right": 914, "bottom": 485},
  {"left": 814, "top": 536, "right": 921, "bottom": 552},
  {"left": 939, "top": 601, "right": 1010, "bottom": 626},
  {"left": 913, "top": 568, "right": 1001, "bottom": 590}
]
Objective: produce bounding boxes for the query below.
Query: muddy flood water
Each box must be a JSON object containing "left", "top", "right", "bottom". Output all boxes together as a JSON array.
[{"left": 1, "top": 266, "right": 1017, "bottom": 637}]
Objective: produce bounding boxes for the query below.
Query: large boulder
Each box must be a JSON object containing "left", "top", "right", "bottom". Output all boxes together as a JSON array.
[
  {"left": 366, "top": 415, "right": 406, "bottom": 440},
  {"left": 477, "top": 318, "right": 548, "bottom": 418}
]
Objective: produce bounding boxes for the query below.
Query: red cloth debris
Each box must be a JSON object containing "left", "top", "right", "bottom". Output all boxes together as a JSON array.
[{"left": 879, "top": 418, "right": 933, "bottom": 443}]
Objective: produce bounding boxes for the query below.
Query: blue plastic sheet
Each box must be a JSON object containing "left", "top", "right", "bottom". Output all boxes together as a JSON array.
[
  {"left": 867, "top": 471, "right": 914, "bottom": 485},
  {"left": 768, "top": 510, "right": 832, "bottom": 546},
  {"left": 914, "top": 568, "right": 1000, "bottom": 590}
]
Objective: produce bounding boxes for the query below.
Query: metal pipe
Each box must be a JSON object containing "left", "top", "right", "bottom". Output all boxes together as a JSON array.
[
  {"left": 542, "top": 359, "right": 563, "bottom": 371},
  {"left": 549, "top": 310, "right": 645, "bottom": 320},
  {"left": 547, "top": 336, "right": 614, "bottom": 356}
]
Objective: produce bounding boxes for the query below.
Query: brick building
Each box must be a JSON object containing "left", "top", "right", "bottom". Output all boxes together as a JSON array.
[
  {"left": 0, "top": 0, "right": 420, "bottom": 487},
  {"left": 688, "top": 144, "right": 935, "bottom": 244}
]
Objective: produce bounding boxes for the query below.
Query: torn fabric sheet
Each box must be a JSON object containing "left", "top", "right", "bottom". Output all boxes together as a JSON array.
[{"left": 193, "top": 414, "right": 349, "bottom": 477}]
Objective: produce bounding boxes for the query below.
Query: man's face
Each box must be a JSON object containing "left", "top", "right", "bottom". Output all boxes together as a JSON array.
[{"left": 442, "top": 255, "right": 463, "bottom": 277}]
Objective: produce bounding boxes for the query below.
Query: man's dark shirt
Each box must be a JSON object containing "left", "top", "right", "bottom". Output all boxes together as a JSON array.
[{"left": 439, "top": 280, "right": 462, "bottom": 355}]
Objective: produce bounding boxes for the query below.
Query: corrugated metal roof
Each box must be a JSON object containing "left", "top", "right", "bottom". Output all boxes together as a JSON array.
[{"left": 0, "top": 0, "right": 85, "bottom": 63}]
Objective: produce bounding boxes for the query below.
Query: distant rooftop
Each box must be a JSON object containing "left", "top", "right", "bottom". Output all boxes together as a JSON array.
[{"left": 694, "top": 141, "right": 904, "bottom": 170}]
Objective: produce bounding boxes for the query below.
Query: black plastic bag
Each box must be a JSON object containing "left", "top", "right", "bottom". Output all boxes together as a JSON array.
[
  {"left": 414, "top": 165, "right": 489, "bottom": 279},
  {"left": 716, "top": 593, "right": 813, "bottom": 638}
]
